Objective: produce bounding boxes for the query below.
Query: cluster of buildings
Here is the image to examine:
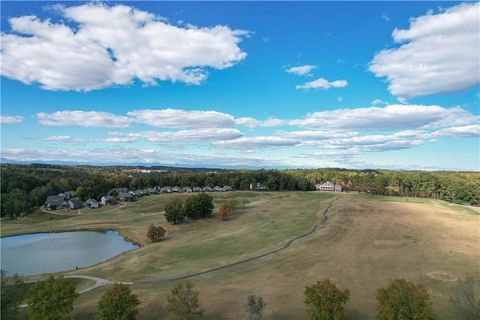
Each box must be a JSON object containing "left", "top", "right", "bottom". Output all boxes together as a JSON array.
[
  {"left": 315, "top": 181, "right": 342, "bottom": 192},
  {"left": 44, "top": 185, "right": 235, "bottom": 210}
]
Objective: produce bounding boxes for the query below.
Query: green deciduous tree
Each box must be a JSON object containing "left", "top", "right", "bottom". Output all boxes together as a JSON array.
[
  {"left": 304, "top": 279, "right": 350, "bottom": 320},
  {"left": 166, "top": 282, "right": 204, "bottom": 320},
  {"left": 26, "top": 275, "right": 78, "bottom": 320},
  {"left": 96, "top": 283, "right": 140, "bottom": 320},
  {"left": 450, "top": 277, "right": 480, "bottom": 320},
  {"left": 146, "top": 224, "right": 166, "bottom": 242},
  {"left": 245, "top": 291, "right": 266, "bottom": 320},
  {"left": 376, "top": 279, "right": 434, "bottom": 320},
  {"left": 184, "top": 193, "right": 214, "bottom": 219},
  {"left": 1, "top": 270, "right": 25, "bottom": 320},
  {"left": 165, "top": 198, "right": 185, "bottom": 224}
]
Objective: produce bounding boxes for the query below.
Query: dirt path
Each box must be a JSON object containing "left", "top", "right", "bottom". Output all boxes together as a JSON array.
[{"left": 69, "top": 197, "right": 338, "bottom": 289}]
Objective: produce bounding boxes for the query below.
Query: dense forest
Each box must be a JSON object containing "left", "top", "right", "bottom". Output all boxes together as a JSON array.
[{"left": 1, "top": 164, "right": 479, "bottom": 217}]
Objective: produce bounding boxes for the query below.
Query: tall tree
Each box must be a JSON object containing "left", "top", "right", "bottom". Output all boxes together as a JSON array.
[
  {"left": 165, "top": 198, "right": 185, "bottom": 224},
  {"left": 26, "top": 275, "right": 78, "bottom": 320},
  {"left": 166, "top": 282, "right": 204, "bottom": 320},
  {"left": 304, "top": 279, "right": 350, "bottom": 320},
  {"left": 96, "top": 283, "right": 140, "bottom": 320},
  {"left": 376, "top": 279, "right": 434, "bottom": 320}
]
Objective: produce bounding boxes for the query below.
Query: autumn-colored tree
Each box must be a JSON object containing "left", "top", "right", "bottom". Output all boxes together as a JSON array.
[
  {"left": 218, "top": 203, "right": 230, "bottom": 220},
  {"left": 304, "top": 279, "right": 350, "bottom": 320},
  {"left": 26, "top": 275, "right": 78, "bottom": 320},
  {"left": 146, "top": 224, "right": 166, "bottom": 242},
  {"left": 97, "top": 283, "right": 140, "bottom": 320},
  {"left": 167, "top": 282, "right": 204, "bottom": 320},
  {"left": 376, "top": 279, "right": 434, "bottom": 320}
]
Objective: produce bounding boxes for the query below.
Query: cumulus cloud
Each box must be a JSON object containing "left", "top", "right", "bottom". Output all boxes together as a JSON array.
[
  {"left": 0, "top": 115, "right": 24, "bottom": 124},
  {"left": 36, "top": 111, "right": 131, "bottom": 128},
  {"left": 127, "top": 109, "right": 236, "bottom": 129},
  {"left": 106, "top": 128, "right": 242, "bottom": 143},
  {"left": 213, "top": 136, "right": 299, "bottom": 149},
  {"left": 286, "top": 65, "right": 317, "bottom": 76},
  {"left": 430, "top": 124, "right": 480, "bottom": 138},
  {"left": 370, "top": 3, "right": 480, "bottom": 99},
  {"left": 0, "top": 3, "right": 247, "bottom": 91},
  {"left": 289, "top": 104, "right": 478, "bottom": 130},
  {"left": 296, "top": 77, "right": 348, "bottom": 90},
  {"left": 234, "top": 117, "right": 285, "bottom": 128}
]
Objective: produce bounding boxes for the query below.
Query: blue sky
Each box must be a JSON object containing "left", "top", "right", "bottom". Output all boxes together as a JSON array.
[{"left": 1, "top": 1, "right": 479, "bottom": 170}]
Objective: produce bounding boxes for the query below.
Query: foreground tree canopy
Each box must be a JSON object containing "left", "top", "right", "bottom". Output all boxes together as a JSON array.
[
  {"left": 96, "top": 283, "right": 140, "bottom": 320},
  {"left": 376, "top": 279, "right": 434, "bottom": 320},
  {"left": 1, "top": 164, "right": 479, "bottom": 217},
  {"left": 26, "top": 275, "right": 78, "bottom": 320},
  {"left": 167, "top": 281, "right": 204, "bottom": 320},
  {"left": 304, "top": 279, "right": 351, "bottom": 320}
]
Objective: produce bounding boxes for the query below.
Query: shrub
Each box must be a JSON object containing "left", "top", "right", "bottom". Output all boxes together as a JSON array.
[
  {"left": 97, "top": 283, "right": 140, "bottom": 320},
  {"left": 245, "top": 291, "right": 266, "bottom": 320},
  {"left": 304, "top": 279, "right": 350, "bottom": 320},
  {"left": 167, "top": 282, "right": 204, "bottom": 320},
  {"left": 165, "top": 198, "right": 185, "bottom": 224},
  {"left": 376, "top": 279, "right": 434, "bottom": 320},
  {"left": 26, "top": 275, "right": 78, "bottom": 320},
  {"left": 1, "top": 270, "right": 25, "bottom": 320},
  {"left": 218, "top": 203, "right": 230, "bottom": 220},
  {"left": 146, "top": 224, "right": 166, "bottom": 242}
]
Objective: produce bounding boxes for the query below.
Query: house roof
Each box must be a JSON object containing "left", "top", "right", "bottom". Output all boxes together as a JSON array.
[
  {"left": 69, "top": 198, "right": 82, "bottom": 206},
  {"left": 45, "top": 195, "right": 66, "bottom": 206},
  {"left": 86, "top": 199, "right": 98, "bottom": 204}
]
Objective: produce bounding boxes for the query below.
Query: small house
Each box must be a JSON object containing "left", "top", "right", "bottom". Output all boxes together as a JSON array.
[
  {"left": 213, "top": 186, "right": 223, "bottom": 192},
  {"left": 192, "top": 187, "right": 202, "bottom": 193},
  {"left": 147, "top": 187, "right": 158, "bottom": 194},
  {"left": 171, "top": 186, "right": 182, "bottom": 193},
  {"left": 108, "top": 188, "right": 129, "bottom": 196},
  {"left": 251, "top": 182, "right": 267, "bottom": 190},
  {"left": 119, "top": 192, "right": 135, "bottom": 202},
  {"left": 160, "top": 187, "right": 172, "bottom": 193},
  {"left": 222, "top": 185, "right": 233, "bottom": 192},
  {"left": 182, "top": 187, "right": 193, "bottom": 193},
  {"left": 315, "top": 181, "right": 341, "bottom": 192},
  {"left": 101, "top": 195, "right": 114, "bottom": 205},
  {"left": 64, "top": 191, "right": 76, "bottom": 200},
  {"left": 68, "top": 198, "right": 82, "bottom": 210},
  {"left": 45, "top": 195, "right": 68, "bottom": 210},
  {"left": 86, "top": 199, "right": 99, "bottom": 209},
  {"left": 203, "top": 186, "right": 212, "bottom": 192}
]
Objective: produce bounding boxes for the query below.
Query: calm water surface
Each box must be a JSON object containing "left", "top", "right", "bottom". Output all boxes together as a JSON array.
[{"left": 1, "top": 231, "right": 138, "bottom": 276}]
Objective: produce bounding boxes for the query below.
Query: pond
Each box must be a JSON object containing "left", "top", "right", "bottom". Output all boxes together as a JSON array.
[{"left": 1, "top": 231, "right": 138, "bottom": 276}]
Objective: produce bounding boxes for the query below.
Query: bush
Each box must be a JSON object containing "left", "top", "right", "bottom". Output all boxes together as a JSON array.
[
  {"left": 218, "top": 203, "right": 230, "bottom": 220},
  {"left": 165, "top": 198, "right": 185, "bottom": 224},
  {"left": 376, "top": 279, "right": 434, "bottom": 320},
  {"left": 184, "top": 193, "right": 214, "bottom": 219},
  {"left": 1, "top": 270, "right": 25, "bottom": 320},
  {"left": 26, "top": 275, "right": 78, "bottom": 320},
  {"left": 450, "top": 277, "right": 480, "bottom": 320},
  {"left": 146, "top": 224, "right": 166, "bottom": 242},
  {"left": 167, "top": 282, "right": 204, "bottom": 319},
  {"left": 245, "top": 291, "right": 266, "bottom": 320},
  {"left": 97, "top": 283, "right": 140, "bottom": 320},
  {"left": 304, "top": 279, "right": 350, "bottom": 320}
]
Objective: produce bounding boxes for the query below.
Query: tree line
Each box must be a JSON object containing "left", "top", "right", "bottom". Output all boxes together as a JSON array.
[
  {"left": 2, "top": 271, "right": 478, "bottom": 319},
  {"left": 1, "top": 164, "right": 479, "bottom": 217}
]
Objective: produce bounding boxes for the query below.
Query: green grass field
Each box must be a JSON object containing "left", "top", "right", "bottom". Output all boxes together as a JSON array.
[{"left": 2, "top": 191, "right": 479, "bottom": 319}]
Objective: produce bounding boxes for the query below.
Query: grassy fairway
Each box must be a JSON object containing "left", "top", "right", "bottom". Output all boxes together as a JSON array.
[{"left": 2, "top": 192, "right": 479, "bottom": 319}]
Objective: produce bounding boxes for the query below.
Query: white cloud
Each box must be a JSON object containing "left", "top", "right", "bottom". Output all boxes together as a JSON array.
[
  {"left": 381, "top": 12, "right": 391, "bottom": 22},
  {"left": 370, "top": 3, "right": 480, "bottom": 99},
  {"left": 36, "top": 111, "right": 131, "bottom": 128},
  {"left": 371, "top": 99, "right": 387, "bottom": 106},
  {"left": 430, "top": 124, "right": 480, "bottom": 138},
  {"left": 234, "top": 117, "right": 285, "bottom": 128},
  {"left": 296, "top": 77, "right": 348, "bottom": 90},
  {"left": 1, "top": 3, "right": 247, "bottom": 91},
  {"left": 127, "top": 109, "right": 236, "bottom": 129},
  {"left": 279, "top": 130, "right": 358, "bottom": 140},
  {"left": 213, "top": 136, "right": 299, "bottom": 149},
  {"left": 286, "top": 65, "right": 317, "bottom": 76},
  {"left": 106, "top": 128, "right": 242, "bottom": 143},
  {"left": 289, "top": 104, "right": 478, "bottom": 130},
  {"left": 0, "top": 115, "right": 24, "bottom": 124}
]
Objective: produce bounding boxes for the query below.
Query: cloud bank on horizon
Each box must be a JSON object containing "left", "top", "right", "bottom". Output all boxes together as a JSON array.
[{"left": 0, "top": 2, "right": 479, "bottom": 170}]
